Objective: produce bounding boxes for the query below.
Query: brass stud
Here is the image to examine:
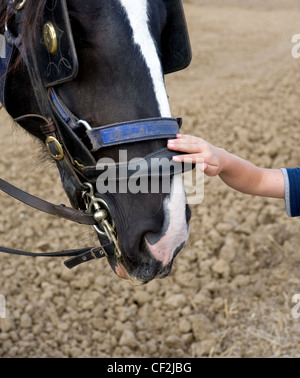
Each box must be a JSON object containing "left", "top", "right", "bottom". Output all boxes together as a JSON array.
[
  {"left": 42, "top": 22, "right": 58, "bottom": 54},
  {"left": 12, "top": 0, "right": 27, "bottom": 10}
]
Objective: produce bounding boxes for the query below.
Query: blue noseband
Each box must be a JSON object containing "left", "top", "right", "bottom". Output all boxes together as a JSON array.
[
  {"left": 86, "top": 118, "right": 180, "bottom": 151},
  {"left": 49, "top": 88, "right": 180, "bottom": 153}
]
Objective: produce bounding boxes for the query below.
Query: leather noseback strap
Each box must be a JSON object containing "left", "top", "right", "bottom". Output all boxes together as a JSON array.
[
  {"left": 83, "top": 148, "right": 194, "bottom": 181},
  {"left": 0, "top": 178, "right": 118, "bottom": 269},
  {"left": 0, "top": 245, "right": 107, "bottom": 269},
  {"left": 0, "top": 177, "right": 95, "bottom": 225}
]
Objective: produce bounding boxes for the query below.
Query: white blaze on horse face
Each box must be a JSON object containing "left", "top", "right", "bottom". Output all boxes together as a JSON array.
[
  {"left": 146, "top": 175, "right": 189, "bottom": 266},
  {"left": 118, "top": 0, "right": 171, "bottom": 117},
  {"left": 118, "top": 0, "right": 189, "bottom": 265}
]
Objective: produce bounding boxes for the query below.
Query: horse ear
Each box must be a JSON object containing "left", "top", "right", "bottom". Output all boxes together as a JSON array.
[{"left": 161, "top": 0, "right": 192, "bottom": 75}]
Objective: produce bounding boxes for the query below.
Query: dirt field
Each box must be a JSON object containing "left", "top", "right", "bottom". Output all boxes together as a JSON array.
[{"left": 1, "top": 1, "right": 300, "bottom": 358}]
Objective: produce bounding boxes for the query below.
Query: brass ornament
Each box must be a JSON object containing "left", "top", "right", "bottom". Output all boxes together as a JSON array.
[
  {"left": 12, "top": 0, "right": 27, "bottom": 10},
  {"left": 42, "top": 22, "right": 58, "bottom": 54}
]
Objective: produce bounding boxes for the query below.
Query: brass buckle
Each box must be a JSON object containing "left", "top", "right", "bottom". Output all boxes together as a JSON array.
[
  {"left": 12, "top": 0, "right": 27, "bottom": 10},
  {"left": 45, "top": 136, "right": 64, "bottom": 161}
]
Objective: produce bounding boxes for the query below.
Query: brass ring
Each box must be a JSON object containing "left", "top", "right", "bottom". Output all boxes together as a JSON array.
[
  {"left": 45, "top": 136, "right": 64, "bottom": 161},
  {"left": 12, "top": 0, "right": 27, "bottom": 10}
]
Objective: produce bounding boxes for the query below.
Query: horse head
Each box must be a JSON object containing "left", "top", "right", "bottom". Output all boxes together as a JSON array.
[{"left": 0, "top": 0, "right": 192, "bottom": 284}]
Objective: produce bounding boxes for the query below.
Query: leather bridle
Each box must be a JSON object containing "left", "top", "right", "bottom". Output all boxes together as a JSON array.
[{"left": 0, "top": 0, "right": 192, "bottom": 269}]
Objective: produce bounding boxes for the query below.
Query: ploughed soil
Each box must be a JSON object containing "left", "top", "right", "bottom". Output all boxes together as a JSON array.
[{"left": 1, "top": 0, "right": 300, "bottom": 357}]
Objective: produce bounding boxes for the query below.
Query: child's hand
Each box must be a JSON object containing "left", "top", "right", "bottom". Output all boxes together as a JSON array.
[
  {"left": 167, "top": 134, "right": 225, "bottom": 177},
  {"left": 168, "top": 135, "right": 285, "bottom": 200}
]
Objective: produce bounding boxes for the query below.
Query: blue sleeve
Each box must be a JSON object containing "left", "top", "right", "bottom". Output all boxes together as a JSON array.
[{"left": 281, "top": 168, "right": 300, "bottom": 217}]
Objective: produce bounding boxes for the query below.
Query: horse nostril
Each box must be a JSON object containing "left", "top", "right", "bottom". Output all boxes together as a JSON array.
[{"left": 138, "top": 261, "right": 164, "bottom": 283}]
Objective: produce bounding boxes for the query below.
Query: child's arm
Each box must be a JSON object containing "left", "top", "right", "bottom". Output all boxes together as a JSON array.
[
  {"left": 168, "top": 134, "right": 285, "bottom": 199},
  {"left": 218, "top": 151, "right": 284, "bottom": 199}
]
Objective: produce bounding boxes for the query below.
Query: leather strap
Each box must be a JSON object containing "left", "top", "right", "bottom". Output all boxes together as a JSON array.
[
  {"left": 0, "top": 245, "right": 107, "bottom": 269},
  {"left": 0, "top": 245, "right": 98, "bottom": 258},
  {"left": 83, "top": 148, "right": 194, "bottom": 180},
  {"left": 64, "top": 244, "right": 115, "bottom": 269},
  {"left": 0, "top": 177, "right": 95, "bottom": 225}
]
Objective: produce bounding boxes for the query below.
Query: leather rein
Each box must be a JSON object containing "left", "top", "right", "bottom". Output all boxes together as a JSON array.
[{"left": 0, "top": 1, "right": 186, "bottom": 269}]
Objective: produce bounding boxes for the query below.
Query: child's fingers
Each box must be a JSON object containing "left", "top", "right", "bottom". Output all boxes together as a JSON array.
[
  {"left": 175, "top": 134, "right": 192, "bottom": 139},
  {"left": 172, "top": 154, "right": 203, "bottom": 163},
  {"left": 199, "top": 162, "right": 219, "bottom": 177},
  {"left": 168, "top": 141, "right": 205, "bottom": 154},
  {"left": 168, "top": 135, "right": 206, "bottom": 150},
  {"left": 172, "top": 156, "right": 219, "bottom": 177},
  {"left": 202, "top": 163, "right": 219, "bottom": 177},
  {"left": 172, "top": 155, "right": 189, "bottom": 162},
  {"left": 169, "top": 134, "right": 201, "bottom": 144}
]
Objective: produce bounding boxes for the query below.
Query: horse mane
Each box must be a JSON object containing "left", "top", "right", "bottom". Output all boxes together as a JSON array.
[
  {"left": 1, "top": 0, "right": 47, "bottom": 64},
  {"left": 0, "top": 0, "right": 47, "bottom": 112}
]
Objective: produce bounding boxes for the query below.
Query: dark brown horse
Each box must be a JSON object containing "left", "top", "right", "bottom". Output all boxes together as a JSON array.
[{"left": 0, "top": 0, "right": 192, "bottom": 285}]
